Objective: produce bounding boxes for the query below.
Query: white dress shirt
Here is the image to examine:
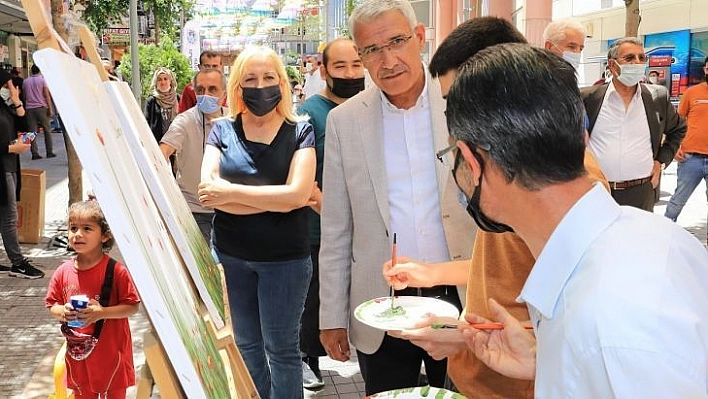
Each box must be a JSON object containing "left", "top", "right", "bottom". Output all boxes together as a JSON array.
[
  {"left": 519, "top": 184, "right": 708, "bottom": 398},
  {"left": 382, "top": 74, "right": 450, "bottom": 264},
  {"left": 588, "top": 81, "right": 654, "bottom": 182}
]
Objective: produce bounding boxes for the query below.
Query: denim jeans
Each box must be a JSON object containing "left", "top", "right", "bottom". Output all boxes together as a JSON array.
[
  {"left": 1, "top": 173, "right": 24, "bottom": 265},
  {"left": 214, "top": 249, "right": 311, "bottom": 399},
  {"left": 665, "top": 153, "right": 708, "bottom": 221}
]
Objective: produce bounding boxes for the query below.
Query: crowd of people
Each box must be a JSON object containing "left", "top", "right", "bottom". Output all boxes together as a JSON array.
[{"left": 3, "top": 0, "right": 708, "bottom": 397}]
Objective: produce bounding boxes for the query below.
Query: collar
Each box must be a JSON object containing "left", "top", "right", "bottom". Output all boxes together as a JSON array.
[
  {"left": 607, "top": 79, "right": 642, "bottom": 102},
  {"left": 379, "top": 62, "right": 429, "bottom": 112},
  {"left": 517, "top": 183, "right": 621, "bottom": 318}
]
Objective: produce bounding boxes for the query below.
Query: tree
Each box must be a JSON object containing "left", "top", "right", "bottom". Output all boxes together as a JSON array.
[
  {"left": 117, "top": 35, "right": 192, "bottom": 102},
  {"left": 51, "top": 0, "right": 83, "bottom": 205},
  {"left": 77, "top": 0, "right": 194, "bottom": 41},
  {"left": 624, "top": 0, "right": 640, "bottom": 37},
  {"left": 143, "top": 0, "right": 195, "bottom": 44}
]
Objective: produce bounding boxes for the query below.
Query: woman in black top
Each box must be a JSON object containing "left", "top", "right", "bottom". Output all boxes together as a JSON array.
[
  {"left": 199, "top": 46, "right": 315, "bottom": 399},
  {"left": 0, "top": 70, "right": 44, "bottom": 278}
]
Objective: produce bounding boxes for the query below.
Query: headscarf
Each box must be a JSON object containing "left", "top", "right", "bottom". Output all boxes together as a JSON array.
[{"left": 150, "top": 67, "right": 178, "bottom": 114}]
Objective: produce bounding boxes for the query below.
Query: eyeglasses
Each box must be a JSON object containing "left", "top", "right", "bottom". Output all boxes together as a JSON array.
[
  {"left": 615, "top": 53, "right": 647, "bottom": 63},
  {"left": 436, "top": 142, "right": 457, "bottom": 163},
  {"left": 358, "top": 34, "right": 414, "bottom": 64},
  {"left": 436, "top": 141, "right": 491, "bottom": 163}
]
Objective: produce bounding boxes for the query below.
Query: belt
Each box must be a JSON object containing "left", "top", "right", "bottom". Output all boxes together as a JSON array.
[
  {"left": 688, "top": 153, "right": 708, "bottom": 157},
  {"left": 609, "top": 176, "right": 652, "bottom": 190}
]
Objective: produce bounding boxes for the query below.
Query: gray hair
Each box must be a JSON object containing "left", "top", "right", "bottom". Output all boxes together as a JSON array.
[
  {"left": 192, "top": 68, "right": 227, "bottom": 90},
  {"left": 607, "top": 37, "right": 643, "bottom": 59},
  {"left": 348, "top": 0, "right": 417, "bottom": 42},
  {"left": 542, "top": 18, "right": 586, "bottom": 44}
]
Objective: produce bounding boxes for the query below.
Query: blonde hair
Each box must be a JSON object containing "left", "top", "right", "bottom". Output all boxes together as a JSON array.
[{"left": 227, "top": 46, "right": 301, "bottom": 123}]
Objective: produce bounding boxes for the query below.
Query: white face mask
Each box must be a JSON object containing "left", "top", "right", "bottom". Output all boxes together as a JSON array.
[
  {"left": 0, "top": 87, "right": 11, "bottom": 102},
  {"left": 616, "top": 63, "right": 645, "bottom": 87},
  {"left": 648, "top": 76, "right": 658, "bottom": 84},
  {"left": 562, "top": 51, "right": 582, "bottom": 70}
]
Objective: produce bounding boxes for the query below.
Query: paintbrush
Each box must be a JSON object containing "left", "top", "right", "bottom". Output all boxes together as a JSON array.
[
  {"left": 431, "top": 322, "right": 534, "bottom": 330},
  {"left": 390, "top": 233, "right": 397, "bottom": 310}
]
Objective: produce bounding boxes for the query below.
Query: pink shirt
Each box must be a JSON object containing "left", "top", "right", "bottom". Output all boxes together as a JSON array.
[{"left": 22, "top": 74, "right": 48, "bottom": 109}]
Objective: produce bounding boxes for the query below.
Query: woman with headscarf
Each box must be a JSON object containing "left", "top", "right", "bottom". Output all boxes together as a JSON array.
[
  {"left": 144, "top": 67, "right": 179, "bottom": 143},
  {"left": 198, "top": 46, "right": 315, "bottom": 399},
  {"left": 0, "top": 70, "right": 45, "bottom": 278}
]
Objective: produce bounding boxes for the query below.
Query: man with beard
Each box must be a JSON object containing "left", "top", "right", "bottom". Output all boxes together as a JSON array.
[
  {"left": 296, "top": 38, "right": 366, "bottom": 391},
  {"left": 318, "top": 0, "right": 474, "bottom": 394},
  {"left": 450, "top": 43, "right": 708, "bottom": 397}
]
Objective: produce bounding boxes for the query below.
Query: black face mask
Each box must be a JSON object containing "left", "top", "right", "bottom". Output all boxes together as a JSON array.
[
  {"left": 454, "top": 150, "right": 514, "bottom": 234},
  {"left": 328, "top": 76, "right": 365, "bottom": 99},
  {"left": 241, "top": 85, "right": 282, "bottom": 116}
]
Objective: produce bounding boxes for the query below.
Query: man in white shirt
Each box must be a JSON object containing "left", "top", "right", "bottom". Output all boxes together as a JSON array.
[
  {"left": 582, "top": 37, "right": 685, "bottom": 211},
  {"left": 318, "top": 0, "right": 474, "bottom": 394},
  {"left": 302, "top": 60, "right": 325, "bottom": 99},
  {"left": 446, "top": 42, "right": 708, "bottom": 398},
  {"left": 159, "top": 69, "right": 227, "bottom": 242}
]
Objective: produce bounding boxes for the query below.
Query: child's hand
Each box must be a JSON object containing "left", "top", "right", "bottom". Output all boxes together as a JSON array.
[
  {"left": 77, "top": 298, "right": 104, "bottom": 325},
  {"left": 61, "top": 302, "right": 78, "bottom": 324}
]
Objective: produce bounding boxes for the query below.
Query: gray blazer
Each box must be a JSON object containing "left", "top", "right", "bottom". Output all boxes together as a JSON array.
[
  {"left": 582, "top": 83, "right": 686, "bottom": 167},
  {"left": 319, "top": 73, "right": 475, "bottom": 354}
]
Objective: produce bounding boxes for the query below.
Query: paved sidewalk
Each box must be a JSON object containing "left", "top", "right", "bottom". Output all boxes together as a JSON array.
[{"left": 1, "top": 131, "right": 705, "bottom": 398}]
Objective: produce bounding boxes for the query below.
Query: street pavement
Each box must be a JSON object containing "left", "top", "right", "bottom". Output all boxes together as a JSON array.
[{"left": 0, "top": 132, "right": 705, "bottom": 398}]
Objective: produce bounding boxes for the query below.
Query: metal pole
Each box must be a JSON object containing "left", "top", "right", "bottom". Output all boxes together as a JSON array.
[{"left": 130, "top": 0, "right": 141, "bottom": 102}]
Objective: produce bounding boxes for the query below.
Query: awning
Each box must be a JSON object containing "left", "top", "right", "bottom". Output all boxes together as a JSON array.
[{"left": 0, "top": 0, "right": 33, "bottom": 36}]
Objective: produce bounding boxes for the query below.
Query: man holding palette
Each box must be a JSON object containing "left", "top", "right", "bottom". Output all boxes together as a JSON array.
[{"left": 444, "top": 43, "right": 708, "bottom": 397}]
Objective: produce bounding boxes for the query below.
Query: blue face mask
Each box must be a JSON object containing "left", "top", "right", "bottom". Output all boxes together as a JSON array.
[{"left": 196, "top": 95, "right": 220, "bottom": 114}]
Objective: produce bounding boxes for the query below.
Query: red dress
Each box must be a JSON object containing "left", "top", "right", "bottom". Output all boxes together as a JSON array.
[{"left": 45, "top": 254, "right": 141, "bottom": 396}]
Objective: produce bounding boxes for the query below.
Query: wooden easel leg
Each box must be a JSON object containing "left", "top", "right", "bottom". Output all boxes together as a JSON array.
[
  {"left": 204, "top": 315, "right": 260, "bottom": 399},
  {"left": 136, "top": 362, "right": 155, "bottom": 399},
  {"left": 141, "top": 330, "right": 185, "bottom": 399}
]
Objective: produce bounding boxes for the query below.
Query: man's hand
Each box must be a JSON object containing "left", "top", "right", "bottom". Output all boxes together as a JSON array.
[
  {"left": 320, "top": 328, "right": 351, "bottom": 362},
  {"left": 651, "top": 160, "right": 663, "bottom": 189},
  {"left": 388, "top": 315, "right": 468, "bottom": 360},
  {"left": 461, "top": 298, "right": 536, "bottom": 380},
  {"left": 674, "top": 148, "right": 685, "bottom": 162},
  {"left": 383, "top": 257, "right": 436, "bottom": 290}
]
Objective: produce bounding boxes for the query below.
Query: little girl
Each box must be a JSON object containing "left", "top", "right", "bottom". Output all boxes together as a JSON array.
[{"left": 46, "top": 200, "right": 140, "bottom": 399}]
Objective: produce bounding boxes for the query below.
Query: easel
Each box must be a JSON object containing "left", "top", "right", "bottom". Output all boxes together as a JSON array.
[{"left": 20, "top": 1, "right": 258, "bottom": 397}]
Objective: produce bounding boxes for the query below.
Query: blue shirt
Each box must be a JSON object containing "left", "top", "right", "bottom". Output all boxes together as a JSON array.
[{"left": 519, "top": 184, "right": 708, "bottom": 397}]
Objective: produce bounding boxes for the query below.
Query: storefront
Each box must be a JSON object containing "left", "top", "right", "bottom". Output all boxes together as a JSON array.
[{"left": 0, "top": 0, "right": 36, "bottom": 75}]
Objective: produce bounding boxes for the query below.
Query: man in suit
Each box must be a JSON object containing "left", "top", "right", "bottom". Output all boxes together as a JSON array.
[
  {"left": 582, "top": 37, "right": 686, "bottom": 211},
  {"left": 318, "top": 0, "right": 475, "bottom": 395}
]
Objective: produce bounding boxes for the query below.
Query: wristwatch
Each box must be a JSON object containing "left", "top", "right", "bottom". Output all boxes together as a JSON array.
[{"left": 12, "top": 103, "right": 22, "bottom": 109}]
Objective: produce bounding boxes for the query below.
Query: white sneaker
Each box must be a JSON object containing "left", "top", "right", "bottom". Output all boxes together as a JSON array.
[{"left": 302, "top": 361, "right": 324, "bottom": 390}]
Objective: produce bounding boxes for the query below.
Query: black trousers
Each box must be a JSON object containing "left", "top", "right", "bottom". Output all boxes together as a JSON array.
[
  {"left": 357, "top": 285, "right": 461, "bottom": 395},
  {"left": 611, "top": 181, "right": 655, "bottom": 212},
  {"left": 300, "top": 245, "right": 326, "bottom": 356}
]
